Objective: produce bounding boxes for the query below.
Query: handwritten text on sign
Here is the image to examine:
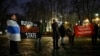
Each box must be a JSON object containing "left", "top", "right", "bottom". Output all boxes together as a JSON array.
[{"left": 74, "top": 24, "right": 94, "bottom": 37}]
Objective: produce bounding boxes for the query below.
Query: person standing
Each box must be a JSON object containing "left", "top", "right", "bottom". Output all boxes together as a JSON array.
[
  {"left": 52, "top": 19, "right": 60, "bottom": 50},
  {"left": 7, "top": 14, "right": 21, "bottom": 55},
  {"left": 59, "top": 23, "right": 66, "bottom": 46},
  {"left": 36, "top": 20, "right": 44, "bottom": 50},
  {"left": 92, "top": 22, "right": 98, "bottom": 46},
  {"left": 98, "top": 26, "right": 100, "bottom": 40},
  {"left": 66, "top": 27, "right": 74, "bottom": 47}
]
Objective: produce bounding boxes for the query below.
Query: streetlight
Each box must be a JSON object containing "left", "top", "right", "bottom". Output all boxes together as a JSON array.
[
  {"left": 95, "top": 13, "right": 99, "bottom": 17},
  {"left": 95, "top": 17, "right": 100, "bottom": 21},
  {"left": 94, "top": 13, "right": 100, "bottom": 24},
  {"left": 95, "top": 17, "right": 100, "bottom": 24}
]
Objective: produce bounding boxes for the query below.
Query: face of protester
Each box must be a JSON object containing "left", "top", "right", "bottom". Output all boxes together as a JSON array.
[{"left": 11, "top": 15, "right": 17, "bottom": 21}]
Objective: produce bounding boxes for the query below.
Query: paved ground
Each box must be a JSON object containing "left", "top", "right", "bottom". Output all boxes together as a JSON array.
[
  {"left": 0, "top": 35, "right": 100, "bottom": 56},
  {"left": 0, "top": 35, "right": 9, "bottom": 56}
]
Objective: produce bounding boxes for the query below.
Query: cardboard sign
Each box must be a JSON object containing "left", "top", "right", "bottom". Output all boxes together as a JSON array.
[{"left": 74, "top": 24, "right": 94, "bottom": 37}]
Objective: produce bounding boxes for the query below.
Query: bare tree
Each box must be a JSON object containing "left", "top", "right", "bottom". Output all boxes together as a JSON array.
[{"left": 71, "top": 0, "right": 98, "bottom": 24}]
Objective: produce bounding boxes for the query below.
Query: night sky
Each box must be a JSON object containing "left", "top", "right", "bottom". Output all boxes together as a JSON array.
[
  {"left": 1, "top": 0, "right": 100, "bottom": 16},
  {"left": 1, "top": 0, "right": 72, "bottom": 15},
  {"left": 3, "top": 0, "right": 32, "bottom": 15}
]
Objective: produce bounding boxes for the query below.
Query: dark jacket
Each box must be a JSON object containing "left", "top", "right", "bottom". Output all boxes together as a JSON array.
[
  {"left": 59, "top": 24, "right": 66, "bottom": 37},
  {"left": 37, "top": 22, "right": 44, "bottom": 38},
  {"left": 93, "top": 23, "right": 98, "bottom": 36},
  {"left": 52, "top": 22, "right": 59, "bottom": 39},
  {"left": 98, "top": 27, "right": 100, "bottom": 38}
]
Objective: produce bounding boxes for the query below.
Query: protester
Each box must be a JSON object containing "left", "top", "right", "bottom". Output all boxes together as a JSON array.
[
  {"left": 51, "top": 19, "right": 60, "bottom": 50},
  {"left": 7, "top": 14, "right": 21, "bottom": 55},
  {"left": 92, "top": 22, "right": 98, "bottom": 45},
  {"left": 98, "top": 26, "right": 100, "bottom": 40},
  {"left": 59, "top": 23, "right": 66, "bottom": 46},
  {"left": 66, "top": 26, "right": 74, "bottom": 47},
  {"left": 36, "top": 20, "right": 44, "bottom": 50}
]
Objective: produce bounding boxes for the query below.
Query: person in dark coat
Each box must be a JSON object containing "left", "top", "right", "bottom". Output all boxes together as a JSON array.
[
  {"left": 36, "top": 20, "right": 44, "bottom": 50},
  {"left": 98, "top": 26, "right": 100, "bottom": 40},
  {"left": 52, "top": 19, "right": 60, "bottom": 50},
  {"left": 59, "top": 23, "right": 66, "bottom": 45},
  {"left": 92, "top": 23, "right": 99, "bottom": 45}
]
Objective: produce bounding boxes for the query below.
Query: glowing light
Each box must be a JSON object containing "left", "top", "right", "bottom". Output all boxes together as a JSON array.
[
  {"left": 0, "top": 31, "right": 2, "bottom": 34},
  {"left": 95, "top": 13, "right": 99, "bottom": 17},
  {"left": 60, "top": 15, "right": 63, "bottom": 18},
  {"left": 95, "top": 17, "right": 100, "bottom": 21},
  {"left": 26, "top": 25, "right": 31, "bottom": 29},
  {"left": 85, "top": 19, "right": 90, "bottom": 22},
  {"left": 46, "top": 28, "right": 49, "bottom": 32},
  {"left": 75, "top": 23, "right": 78, "bottom": 25},
  {"left": 64, "top": 21, "right": 69, "bottom": 24}
]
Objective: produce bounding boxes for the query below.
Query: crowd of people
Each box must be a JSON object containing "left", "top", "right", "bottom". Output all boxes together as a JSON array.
[
  {"left": 51, "top": 19, "right": 100, "bottom": 50},
  {"left": 6, "top": 14, "right": 100, "bottom": 56},
  {"left": 51, "top": 19, "right": 74, "bottom": 50}
]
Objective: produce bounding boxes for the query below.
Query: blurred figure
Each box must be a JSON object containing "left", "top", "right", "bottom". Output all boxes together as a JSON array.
[
  {"left": 98, "top": 26, "right": 100, "bottom": 40},
  {"left": 52, "top": 19, "right": 60, "bottom": 50},
  {"left": 66, "top": 27, "right": 74, "bottom": 47},
  {"left": 92, "top": 23, "right": 99, "bottom": 45},
  {"left": 7, "top": 14, "right": 21, "bottom": 55},
  {"left": 36, "top": 20, "right": 44, "bottom": 50},
  {"left": 59, "top": 23, "right": 66, "bottom": 46}
]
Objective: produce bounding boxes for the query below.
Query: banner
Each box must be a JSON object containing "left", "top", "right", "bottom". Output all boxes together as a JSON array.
[
  {"left": 74, "top": 24, "right": 94, "bottom": 37},
  {"left": 20, "top": 20, "right": 39, "bottom": 39}
]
